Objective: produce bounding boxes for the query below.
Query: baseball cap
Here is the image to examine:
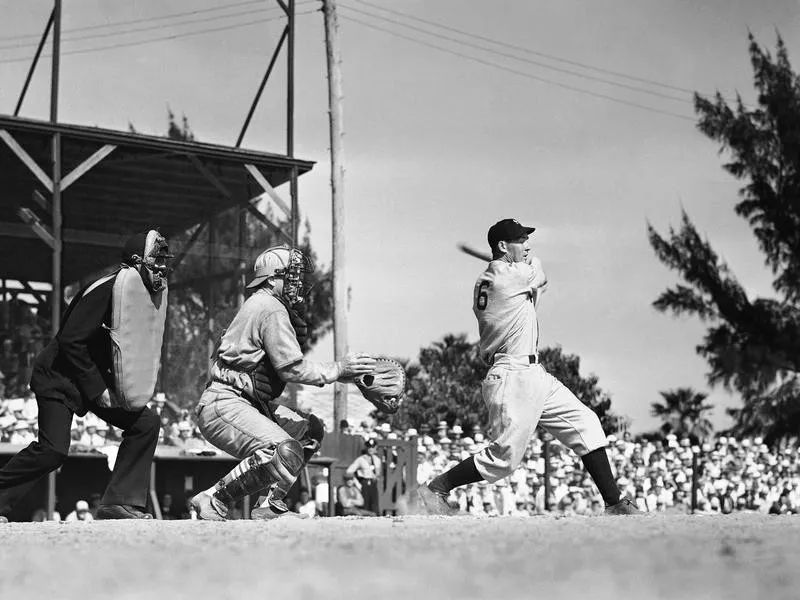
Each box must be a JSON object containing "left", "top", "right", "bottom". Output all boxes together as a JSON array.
[
  {"left": 247, "top": 246, "right": 292, "bottom": 290},
  {"left": 76, "top": 500, "right": 89, "bottom": 511},
  {"left": 487, "top": 219, "right": 535, "bottom": 248}
]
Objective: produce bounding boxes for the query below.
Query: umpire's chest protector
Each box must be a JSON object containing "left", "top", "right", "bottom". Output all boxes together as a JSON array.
[{"left": 109, "top": 266, "right": 168, "bottom": 411}]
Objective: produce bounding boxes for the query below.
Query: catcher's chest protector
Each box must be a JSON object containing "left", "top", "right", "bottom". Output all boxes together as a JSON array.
[{"left": 109, "top": 266, "right": 167, "bottom": 410}]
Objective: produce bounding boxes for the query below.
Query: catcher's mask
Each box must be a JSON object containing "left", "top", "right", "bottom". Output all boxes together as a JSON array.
[
  {"left": 122, "top": 230, "right": 174, "bottom": 293},
  {"left": 247, "top": 245, "right": 314, "bottom": 306}
]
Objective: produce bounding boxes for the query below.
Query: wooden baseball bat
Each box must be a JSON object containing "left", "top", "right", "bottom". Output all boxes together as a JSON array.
[{"left": 457, "top": 243, "right": 492, "bottom": 262}]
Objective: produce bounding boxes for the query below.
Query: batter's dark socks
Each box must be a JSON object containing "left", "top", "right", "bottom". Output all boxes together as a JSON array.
[
  {"left": 429, "top": 456, "right": 483, "bottom": 495},
  {"left": 581, "top": 447, "right": 621, "bottom": 506}
]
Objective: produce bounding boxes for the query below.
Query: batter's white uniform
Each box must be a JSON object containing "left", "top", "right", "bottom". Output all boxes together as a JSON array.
[{"left": 472, "top": 257, "right": 606, "bottom": 483}]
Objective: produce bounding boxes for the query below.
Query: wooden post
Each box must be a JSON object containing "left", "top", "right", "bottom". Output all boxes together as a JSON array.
[
  {"left": 323, "top": 0, "right": 348, "bottom": 432},
  {"left": 207, "top": 216, "right": 216, "bottom": 376},
  {"left": 543, "top": 439, "right": 552, "bottom": 512},
  {"left": 1, "top": 279, "right": 6, "bottom": 331},
  {"left": 691, "top": 448, "right": 699, "bottom": 514},
  {"left": 47, "top": 0, "right": 62, "bottom": 522},
  {"left": 238, "top": 206, "right": 246, "bottom": 308}
]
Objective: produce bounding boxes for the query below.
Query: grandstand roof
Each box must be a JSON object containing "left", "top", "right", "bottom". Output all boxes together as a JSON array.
[{"left": 0, "top": 114, "right": 314, "bottom": 285}]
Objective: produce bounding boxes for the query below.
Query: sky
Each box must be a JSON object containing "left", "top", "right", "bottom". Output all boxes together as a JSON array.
[{"left": 1, "top": 0, "right": 799, "bottom": 433}]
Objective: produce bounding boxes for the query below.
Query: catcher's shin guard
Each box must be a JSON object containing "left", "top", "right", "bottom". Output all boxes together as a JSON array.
[{"left": 213, "top": 439, "right": 304, "bottom": 506}]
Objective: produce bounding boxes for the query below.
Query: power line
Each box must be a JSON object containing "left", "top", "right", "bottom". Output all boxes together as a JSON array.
[
  {"left": 350, "top": 0, "right": 698, "bottom": 96},
  {"left": 0, "top": 2, "right": 318, "bottom": 52},
  {"left": 339, "top": 14, "right": 696, "bottom": 122},
  {"left": 339, "top": 3, "right": 691, "bottom": 105},
  {"left": 0, "top": 0, "right": 269, "bottom": 42},
  {"left": 0, "top": 5, "right": 282, "bottom": 51},
  {"left": 0, "top": 10, "right": 318, "bottom": 65}
]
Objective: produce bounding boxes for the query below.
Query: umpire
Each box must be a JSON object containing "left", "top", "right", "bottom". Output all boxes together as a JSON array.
[{"left": 0, "top": 231, "right": 169, "bottom": 522}]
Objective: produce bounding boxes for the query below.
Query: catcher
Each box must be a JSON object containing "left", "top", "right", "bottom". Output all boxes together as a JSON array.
[{"left": 191, "top": 246, "right": 405, "bottom": 521}]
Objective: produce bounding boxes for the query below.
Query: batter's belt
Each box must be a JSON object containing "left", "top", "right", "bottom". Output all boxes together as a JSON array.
[{"left": 491, "top": 353, "right": 539, "bottom": 366}]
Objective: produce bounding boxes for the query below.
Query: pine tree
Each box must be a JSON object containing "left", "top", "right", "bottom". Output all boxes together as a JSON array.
[{"left": 648, "top": 35, "right": 800, "bottom": 443}]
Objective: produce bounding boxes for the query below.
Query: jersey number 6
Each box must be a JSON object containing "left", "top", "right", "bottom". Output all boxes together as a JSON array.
[{"left": 476, "top": 281, "right": 490, "bottom": 310}]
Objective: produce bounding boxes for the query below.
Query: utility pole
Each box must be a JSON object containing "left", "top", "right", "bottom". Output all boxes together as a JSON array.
[{"left": 323, "top": 0, "right": 348, "bottom": 432}]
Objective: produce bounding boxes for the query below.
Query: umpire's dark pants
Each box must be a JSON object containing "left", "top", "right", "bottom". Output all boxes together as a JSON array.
[{"left": 0, "top": 396, "right": 160, "bottom": 516}]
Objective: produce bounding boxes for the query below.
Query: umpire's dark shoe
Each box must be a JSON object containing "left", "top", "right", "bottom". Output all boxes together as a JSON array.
[
  {"left": 416, "top": 484, "right": 458, "bottom": 516},
  {"left": 96, "top": 504, "right": 153, "bottom": 520},
  {"left": 605, "top": 496, "right": 641, "bottom": 516}
]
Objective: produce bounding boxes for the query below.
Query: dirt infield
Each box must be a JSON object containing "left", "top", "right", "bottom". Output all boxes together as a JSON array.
[{"left": 0, "top": 513, "right": 797, "bottom": 600}]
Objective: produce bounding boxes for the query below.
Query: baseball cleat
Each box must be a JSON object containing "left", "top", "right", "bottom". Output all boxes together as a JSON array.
[
  {"left": 251, "top": 497, "right": 308, "bottom": 520},
  {"left": 96, "top": 504, "right": 153, "bottom": 520},
  {"left": 190, "top": 491, "right": 227, "bottom": 521},
  {"left": 415, "top": 483, "right": 458, "bottom": 516},
  {"left": 604, "top": 496, "right": 641, "bottom": 516}
]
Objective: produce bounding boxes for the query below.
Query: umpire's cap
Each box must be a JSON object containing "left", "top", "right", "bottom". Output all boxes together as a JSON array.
[{"left": 487, "top": 219, "right": 535, "bottom": 248}]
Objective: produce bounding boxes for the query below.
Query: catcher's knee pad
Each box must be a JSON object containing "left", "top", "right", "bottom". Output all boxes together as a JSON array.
[
  {"left": 273, "top": 438, "right": 305, "bottom": 481},
  {"left": 214, "top": 440, "right": 304, "bottom": 505}
]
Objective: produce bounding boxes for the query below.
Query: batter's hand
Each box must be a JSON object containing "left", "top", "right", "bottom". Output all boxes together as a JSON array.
[{"left": 339, "top": 352, "right": 377, "bottom": 378}]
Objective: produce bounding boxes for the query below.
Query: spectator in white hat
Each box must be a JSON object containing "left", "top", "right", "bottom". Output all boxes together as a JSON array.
[
  {"left": 148, "top": 392, "right": 169, "bottom": 418},
  {"left": 172, "top": 421, "right": 206, "bottom": 454},
  {"left": 65, "top": 499, "right": 94, "bottom": 522}
]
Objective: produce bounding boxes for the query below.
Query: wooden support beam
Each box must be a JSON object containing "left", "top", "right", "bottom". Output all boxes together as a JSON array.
[
  {"left": 187, "top": 155, "right": 292, "bottom": 243},
  {"left": 31, "top": 189, "right": 50, "bottom": 213},
  {"left": 170, "top": 221, "right": 208, "bottom": 273},
  {"left": 0, "top": 129, "right": 53, "bottom": 192},
  {"left": 186, "top": 154, "right": 233, "bottom": 199},
  {"left": 19, "top": 280, "right": 48, "bottom": 305},
  {"left": 244, "top": 163, "right": 291, "bottom": 217},
  {"left": 245, "top": 202, "right": 292, "bottom": 244},
  {"left": 60, "top": 144, "right": 116, "bottom": 191},
  {"left": 3, "top": 287, "right": 47, "bottom": 305},
  {"left": 16, "top": 207, "right": 55, "bottom": 249}
]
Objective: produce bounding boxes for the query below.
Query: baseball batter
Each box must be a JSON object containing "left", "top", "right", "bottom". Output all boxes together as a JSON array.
[
  {"left": 417, "top": 218, "right": 639, "bottom": 515},
  {"left": 190, "top": 246, "right": 375, "bottom": 521}
]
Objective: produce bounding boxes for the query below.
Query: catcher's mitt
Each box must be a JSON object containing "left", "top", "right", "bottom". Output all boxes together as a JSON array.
[{"left": 354, "top": 357, "right": 406, "bottom": 414}]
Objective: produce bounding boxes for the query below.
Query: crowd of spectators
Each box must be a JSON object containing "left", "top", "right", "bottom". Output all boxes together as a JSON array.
[
  {"left": 0, "top": 389, "right": 216, "bottom": 454},
  {"left": 339, "top": 420, "right": 800, "bottom": 517},
  {"left": 3, "top": 381, "right": 798, "bottom": 519}
]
